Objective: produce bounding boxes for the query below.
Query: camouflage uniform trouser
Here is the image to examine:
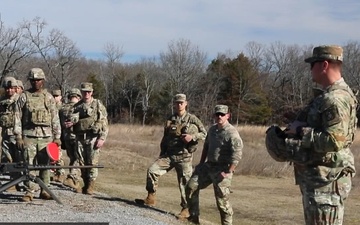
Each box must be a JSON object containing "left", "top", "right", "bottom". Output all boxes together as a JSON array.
[
  {"left": 1, "top": 134, "right": 22, "bottom": 163},
  {"left": 77, "top": 133, "right": 100, "bottom": 181},
  {"left": 299, "top": 174, "right": 352, "bottom": 225},
  {"left": 1, "top": 134, "right": 23, "bottom": 182},
  {"left": 23, "top": 136, "right": 53, "bottom": 191},
  {"left": 146, "top": 154, "right": 193, "bottom": 209},
  {"left": 64, "top": 133, "right": 82, "bottom": 181},
  {"left": 186, "top": 162, "right": 233, "bottom": 225}
]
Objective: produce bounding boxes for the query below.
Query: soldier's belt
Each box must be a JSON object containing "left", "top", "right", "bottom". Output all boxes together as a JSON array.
[{"left": 206, "top": 162, "right": 230, "bottom": 167}]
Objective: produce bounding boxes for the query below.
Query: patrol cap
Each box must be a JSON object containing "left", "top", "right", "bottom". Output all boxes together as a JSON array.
[
  {"left": 2, "top": 76, "right": 18, "bottom": 88},
  {"left": 17, "top": 80, "right": 24, "bottom": 89},
  {"left": 28, "top": 68, "right": 46, "bottom": 80},
  {"left": 80, "top": 82, "right": 93, "bottom": 91},
  {"left": 214, "top": 105, "right": 229, "bottom": 114},
  {"left": 305, "top": 45, "right": 343, "bottom": 63},
  {"left": 173, "top": 93, "right": 186, "bottom": 102},
  {"left": 68, "top": 88, "right": 81, "bottom": 98},
  {"left": 52, "top": 89, "right": 61, "bottom": 96}
]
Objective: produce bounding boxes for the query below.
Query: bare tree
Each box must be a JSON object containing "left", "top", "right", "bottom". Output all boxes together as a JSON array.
[
  {"left": 0, "top": 16, "right": 37, "bottom": 83},
  {"left": 160, "top": 38, "right": 207, "bottom": 104},
  {"left": 23, "top": 17, "right": 81, "bottom": 93},
  {"left": 136, "top": 57, "right": 161, "bottom": 125},
  {"left": 343, "top": 41, "right": 360, "bottom": 89}
]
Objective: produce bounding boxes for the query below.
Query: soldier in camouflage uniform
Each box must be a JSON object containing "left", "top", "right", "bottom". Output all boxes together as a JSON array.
[
  {"left": 60, "top": 88, "right": 83, "bottom": 190},
  {"left": 16, "top": 68, "right": 62, "bottom": 201},
  {"left": 66, "top": 82, "right": 108, "bottom": 195},
  {"left": 16, "top": 80, "right": 24, "bottom": 94},
  {"left": 141, "top": 93, "right": 207, "bottom": 220},
  {"left": 51, "top": 89, "right": 66, "bottom": 183},
  {"left": 185, "top": 105, "right": 243, "bottom": 225},
  {"left": 0, "top": 77, "right": 23, "bottom": 188},
  {"left": 0, "top": 77, "right": 21, "bottom": 163},
  {"left": 284, "top": 45, "right": 357, "bottom": 225}
]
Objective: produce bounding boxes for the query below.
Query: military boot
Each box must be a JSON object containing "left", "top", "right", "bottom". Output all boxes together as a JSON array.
[
  {"left": 187, "top": 215, "right": 200, "bottom": 224},
  {"left": 39, "top": 189, "right": 53, "bottom": 200},
  {"left": 21, "top": 191, "right": 34, "bottom": 202},
  {"left": 84, "top": 180, "right": 95, "bottom": 195},
  {"left": 176, "top": 208, "right": 190, "bottom": 221},
  {"left": 52, "top": 174, "right": 66, "bottom": 183},
  {"left": 81, "top": 177, "right": 89, "bottom": 194},
  {"left": 144, "top": 192, "right": 156, "bottom": 206},
  {"left": 64, "top": 177, "right": 80, "bottom": 189}
]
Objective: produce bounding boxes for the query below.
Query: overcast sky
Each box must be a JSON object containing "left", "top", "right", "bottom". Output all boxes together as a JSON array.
[{"left": 1, "top": 0, "right": 359, "bottom": 62}]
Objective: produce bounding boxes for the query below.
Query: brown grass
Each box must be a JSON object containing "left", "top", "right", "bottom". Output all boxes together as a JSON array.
[{"left": 96, "top": 124, "right": 360, "bottom": 225}]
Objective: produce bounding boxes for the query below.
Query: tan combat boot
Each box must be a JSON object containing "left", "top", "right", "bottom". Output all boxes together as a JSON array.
[
  {"left": 64, "top": 177, "right": 80, "bottom": 189},
  {"left": 53, "top": 174, "right": 66, "bottom": 183},
  {"left": 39, "top": 189, "right": 53, "bottom": 200},
  {"left": 144, "top": 192, "right": 156, "bottom": 206},
  {"left": 176, "top": 208, "right": 190, "bottom": 221},
  {"left": 21, "top": 191, "right": 34, "bottom": 202}
]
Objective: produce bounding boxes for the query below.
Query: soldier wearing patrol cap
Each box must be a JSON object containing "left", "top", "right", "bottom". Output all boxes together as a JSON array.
[
  {"left": 185, "top": 104, "right": 243, "bottom": 225},
  {"left": 0, "top": 77, "right": 22, "bottom": 165},
  {"left": 61, "top": 88, "right": 83, "bottom": 190},
  {"left": 16, "top": 68, "right": 62, "bottom": 201},
  {"left": 65, "top": 82, "right": 108, "bottom": 195},
  {"left": 138, "top": 93, "right": 207, "bottom": 220},
  {"left": 266, "top": 45, "right": 357, "bottom": 225},
  {"left": 50, "top": 88, "right": 66, "bottom": 183},
  {"left": 16, "top": 80, "right": 24, "bottom": 94}
]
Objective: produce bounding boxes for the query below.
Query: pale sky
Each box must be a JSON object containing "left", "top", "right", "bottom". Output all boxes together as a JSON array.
[{"left": 1, "top": 0, "right": 359, "bottom": 62}]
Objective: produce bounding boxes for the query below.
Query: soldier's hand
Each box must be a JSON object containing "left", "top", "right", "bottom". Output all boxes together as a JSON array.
[
  {"left": 284, "top": 120, "right": 307, "bottom": 135},
  {"left": 181, "top": 134, "right": 193, "bottom": 143},
  {"left": 53, "top": 138, "right": 62, "bottom": 147},
  {"left": 96, "top": 139, "right": 105, "bottom": 148},
  {"left": 16, "top": 137, "right": 24, "bottom": 150},
  {"left": 64, "top": 121, "right": 74, "bottom": 128}
]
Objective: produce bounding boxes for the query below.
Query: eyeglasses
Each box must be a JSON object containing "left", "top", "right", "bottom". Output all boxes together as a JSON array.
[{"left": 215, "top": 113, "right": 226, "bottom": 117}]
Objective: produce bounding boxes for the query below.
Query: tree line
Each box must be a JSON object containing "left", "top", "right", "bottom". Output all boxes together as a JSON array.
[{"left": 1, "top": 16, "right": 360, "bottom": 126}]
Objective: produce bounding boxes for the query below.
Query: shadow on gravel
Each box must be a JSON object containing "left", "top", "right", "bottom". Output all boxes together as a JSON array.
[{"left": 94, "top": 196, "right": 176, "bottom": 217}]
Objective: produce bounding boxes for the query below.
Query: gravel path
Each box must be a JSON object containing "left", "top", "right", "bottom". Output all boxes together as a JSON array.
[{"left": 0, "top": 181, "right": 182, "bottom": 225}]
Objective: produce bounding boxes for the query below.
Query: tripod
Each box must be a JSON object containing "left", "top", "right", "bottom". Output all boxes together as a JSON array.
[{"left": 0, "top": 171, "right": 62, "bottom": 204}]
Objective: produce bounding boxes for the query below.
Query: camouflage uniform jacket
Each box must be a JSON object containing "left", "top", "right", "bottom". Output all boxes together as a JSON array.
[
  {"left": 72, "top": 98, "right": 108, "bottom": 141},
  {"left": 16, "top": 89, "right": 61, "bottom": 139},
  {"left": 59, "top": 101, "right": 78, "bottom": 138},
  {"left": 55, "top": 101, "right": 62, "bottom": 110},
  {"left": 0, "top": 93, "right": 21, "bottom": 138},
  {"left": 204, "top": 121, "right": 243, "bottom": 166},
  {"left": 292, "top": 78, "right": 357, "bottom": 186},
  {"left": 160, "top": 111, "right": 207, "bottom": 156}
]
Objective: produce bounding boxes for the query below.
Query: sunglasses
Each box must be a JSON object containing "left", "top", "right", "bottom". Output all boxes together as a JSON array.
[
  {"left": 215, "top": 113, "right": 226, "bottom": 117},
  {"left": 310, "top": 60, "right": 324, "bottom": 69}
]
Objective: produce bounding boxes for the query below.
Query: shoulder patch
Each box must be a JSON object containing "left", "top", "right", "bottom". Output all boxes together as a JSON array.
[{"left": 323, "top": 105, "right": 341, "bottom": 126}]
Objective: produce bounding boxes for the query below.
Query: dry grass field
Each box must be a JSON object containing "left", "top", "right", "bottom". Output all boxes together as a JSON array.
[{"left": 95, "top": 124, "right": 360, "bottom": 225}]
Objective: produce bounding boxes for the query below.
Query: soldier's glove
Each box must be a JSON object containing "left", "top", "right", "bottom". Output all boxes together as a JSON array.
[
  {"left": 16, "top": 137, "right": 24, "bottom": 150},
  {"left": 53, "top": 138, "right": 62, "bottom": 147}
]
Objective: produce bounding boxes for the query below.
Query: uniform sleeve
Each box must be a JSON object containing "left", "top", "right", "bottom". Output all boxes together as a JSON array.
[
  {"left": 229, "top": 128, "right": 243, "bottom": 166},
  {"left": 13, "top": 97, "right": 22, "bottom": 138},
  {"left": 200, "top": 129, "right": 210, "bottom": 163},
  {"left": 191, "top": 116, "right": 207, "bottom": 141},
  {"left": 49, "top": 94, "right": 61, "bottom": 140},
  {"left": 301, "top": 92, "right": 355, "bottom": 153},
  {"left": 97, "top": 100, "right": 109, "bottom": 141}
]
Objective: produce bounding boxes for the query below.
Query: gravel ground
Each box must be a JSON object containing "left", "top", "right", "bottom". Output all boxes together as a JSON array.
[{"left": 0, "top": 180, "right": 182, "bottom": 225}]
